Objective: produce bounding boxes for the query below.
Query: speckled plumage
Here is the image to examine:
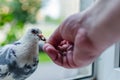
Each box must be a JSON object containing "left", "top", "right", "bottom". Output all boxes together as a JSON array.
[{"left": 0, "top": 28, "right": 41, "bottom": 80}]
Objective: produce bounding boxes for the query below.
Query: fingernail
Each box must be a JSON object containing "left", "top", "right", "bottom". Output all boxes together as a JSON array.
[{"left": 43, "top": 44, "right": 49, "bottom": 51}]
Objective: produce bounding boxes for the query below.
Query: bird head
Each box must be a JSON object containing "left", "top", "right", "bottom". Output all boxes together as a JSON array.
[{"left": 22, "top": 28, "right": 45, "bottom": 43}]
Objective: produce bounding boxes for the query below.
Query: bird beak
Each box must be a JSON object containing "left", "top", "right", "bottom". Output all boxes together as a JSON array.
[{"left": 37, "top": 34, "right": 46, "bottom": 41}]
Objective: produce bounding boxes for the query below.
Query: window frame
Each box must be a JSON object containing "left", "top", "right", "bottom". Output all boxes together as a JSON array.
[
  {"left": 115, "top": 43, "right": 120, "bottom": 69},
  {"left": 73, "top": 63, "right": 95, "bottom": 80}
]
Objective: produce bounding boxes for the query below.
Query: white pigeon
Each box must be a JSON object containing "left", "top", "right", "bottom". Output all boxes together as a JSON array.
[{"left": 0, "top": 28, "right": 45, "bottom": 80}]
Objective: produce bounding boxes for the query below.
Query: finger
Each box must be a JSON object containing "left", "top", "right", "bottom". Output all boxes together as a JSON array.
[
  {"left": 62, "top": 53, "right": 70, "bottom": 68},
  {"left": 43, "top": 43, "right": 58, "bottom": 60},
  {"left": 43, "top": 43, "right": 63, "bottom": 66},
  {"left": 66, "top": 51, "right": 77, "bottom": 68},
  {"left": 53, "top": 52, "right": 63, "bottom": 66}
]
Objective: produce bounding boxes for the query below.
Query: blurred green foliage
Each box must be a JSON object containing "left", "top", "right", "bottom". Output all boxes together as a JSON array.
[
  {"left": 39, "top": 52, "right": 51, "bottom": 63},
  {"left": 0, "top": 0, "right": 44, "bottom": 45}
]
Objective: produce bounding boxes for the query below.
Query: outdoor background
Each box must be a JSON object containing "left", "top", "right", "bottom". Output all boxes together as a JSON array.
[{"left": 0, "top": 0, "right": 93, "bottom": 80}]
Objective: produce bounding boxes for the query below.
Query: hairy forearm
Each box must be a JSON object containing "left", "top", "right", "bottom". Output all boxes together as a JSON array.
[{"left": 84, "top": 0, "right": 120, "bottom": 50}]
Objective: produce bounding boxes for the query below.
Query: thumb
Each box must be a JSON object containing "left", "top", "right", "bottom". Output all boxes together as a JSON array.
[{"left": 73, "top": 29, "right": 96, "bottom": 67}]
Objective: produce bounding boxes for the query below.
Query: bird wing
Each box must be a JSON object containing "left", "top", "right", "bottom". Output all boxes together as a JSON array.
[{"left": 0, "top": 45, "right": 16, "bottom": 79}]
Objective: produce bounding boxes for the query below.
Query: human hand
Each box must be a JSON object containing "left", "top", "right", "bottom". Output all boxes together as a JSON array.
[
  {"left": 43, "top": 13, "right": 101, "bottom": 68},
  {"left": 43, "top": 0, "right": 120, "bottom": 68}
]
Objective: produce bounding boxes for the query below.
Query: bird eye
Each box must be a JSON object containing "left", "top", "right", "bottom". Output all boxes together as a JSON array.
[{"left": 31, "top": 29, "right": 38, "bottom": 34}]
